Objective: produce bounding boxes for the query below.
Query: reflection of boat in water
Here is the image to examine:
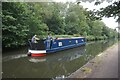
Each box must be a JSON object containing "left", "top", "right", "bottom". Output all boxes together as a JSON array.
[
  {"left": 29, "top": 46, "right": 86, "bottom": 63},
  {"left": 29, "top": 58, "right": 46, "bottom": 63},
  {"left": 28, "top": 37, "right": 86, "bottom": 57},
  {"left": 28, "top": 46, "right": 86, "bottom": 78}
]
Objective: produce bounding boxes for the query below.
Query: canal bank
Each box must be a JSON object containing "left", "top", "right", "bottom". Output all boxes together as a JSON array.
[{"left": 68, "top": 42, "right": 119, "bottom": 78}]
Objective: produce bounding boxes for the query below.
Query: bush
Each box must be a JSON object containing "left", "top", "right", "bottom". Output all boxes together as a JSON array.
[
  {"left": 86, "top": 36, "right": 95, "bottom": 41},
  {"left": 73, "top": 34, "right": 80, "bottom": 37}
]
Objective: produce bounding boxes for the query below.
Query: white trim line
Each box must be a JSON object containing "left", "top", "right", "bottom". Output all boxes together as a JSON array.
[{"left": 29, "top": 50, "right": 46, "bottom": 54}]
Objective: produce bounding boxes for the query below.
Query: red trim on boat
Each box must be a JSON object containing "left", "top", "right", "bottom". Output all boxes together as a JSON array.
[{"left": 31, "top": 53, "right": 46, "bottom": 57}]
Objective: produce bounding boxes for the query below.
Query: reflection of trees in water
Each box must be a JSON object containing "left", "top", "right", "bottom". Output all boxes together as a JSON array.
[{"left": 85, "top": 39, "right": 117, "bottom": 61}]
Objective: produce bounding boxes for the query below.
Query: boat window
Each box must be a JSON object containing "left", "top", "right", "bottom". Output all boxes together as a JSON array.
[
  {"left": 81, "top": 39, "right": 84, "bottom": 42},
  {"left": 76, "top": 40, "right": 78, "bottom": 43},
  {"left": 58, "top": 42, "right": 62, "bottom": 46}
]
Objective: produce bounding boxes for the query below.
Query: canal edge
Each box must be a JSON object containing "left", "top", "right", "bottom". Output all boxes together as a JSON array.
[{"left": 67, "top": 42, "right": 119, "bottom": 78}]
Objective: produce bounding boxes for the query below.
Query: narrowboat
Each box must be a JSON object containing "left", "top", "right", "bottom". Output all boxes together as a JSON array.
[{"left": 28, "top": 37, "right": 86, "bottom": 57}]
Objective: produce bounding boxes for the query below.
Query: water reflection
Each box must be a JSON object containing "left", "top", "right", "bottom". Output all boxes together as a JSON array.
[
  {"left": 29, "top": 58, "right": 46, "bottom": 63},
  {"left": 28, "top": 46, "right": 85, "bottom": 63},
  {"left": 2, "top": 39, "right": 118, "bottom": 78}
]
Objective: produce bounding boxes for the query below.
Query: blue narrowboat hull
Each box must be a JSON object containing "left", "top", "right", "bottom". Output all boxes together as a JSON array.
[
  {"left": 46, "top": 42, "right": 86, "bottom": 53},
  {"left": 28, "top": 37, "right": 86, "bottom": 56}
]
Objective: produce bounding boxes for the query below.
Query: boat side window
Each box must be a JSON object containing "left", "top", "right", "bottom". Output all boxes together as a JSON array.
[
  {"left": 58, "top": 42, "right": 62, "bottom": 46},
  {"left": 81, "top": 39, "right": 84, "bottom": 42},
  {"left": 69, "top": 41, "right": 72, "bottom": 44},
  {"left": 76, "top": 40, "right": 78, "bottom": 43}
]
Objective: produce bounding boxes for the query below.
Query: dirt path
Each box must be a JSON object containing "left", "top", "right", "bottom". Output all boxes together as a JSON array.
[{"left": 68, "top": 42, "right": 119, "bottom": 78}]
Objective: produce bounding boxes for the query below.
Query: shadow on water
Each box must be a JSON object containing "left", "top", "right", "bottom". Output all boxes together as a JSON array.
[{"left": 2, "top": 39, "right": 118, "bottom": 78}]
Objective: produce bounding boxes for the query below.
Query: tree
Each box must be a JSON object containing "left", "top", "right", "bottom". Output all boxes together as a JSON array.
[
  {"left": 26, "top": 3, "right": 49, "bottom": 38},
  {"left": 76, "top": 0, "right": 120, "bottom": 22},
  {"left": 91, "top": 20, "right": 104, "bottom": 36},
  {"left": 65, "top": 3, "right": 89, "bottom": 35},
  {"left": 2, "top": 2, "right": 29, "bottom": 48},
  {"left": 38, "top": 2, "right": 65, "bottom": 34},
  {"left": 77, "top": 0, "right": 120, "bottom": 37},
  {"left": 2, "top": 2, "right": 49, "bottom": 48}
]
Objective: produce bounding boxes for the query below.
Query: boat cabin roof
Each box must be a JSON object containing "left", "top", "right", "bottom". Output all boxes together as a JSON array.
[{"left": 56, "top": 37, "right": 85, "bottom": 40}]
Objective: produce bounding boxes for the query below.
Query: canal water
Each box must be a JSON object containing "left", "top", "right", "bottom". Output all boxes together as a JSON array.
[{"left": 2, "top": 39, "right": 118, "bottom": 78}]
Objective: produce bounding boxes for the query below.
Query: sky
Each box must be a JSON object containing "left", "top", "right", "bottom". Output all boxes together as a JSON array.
[{"left": 53, "top": 0, "right": 118, "bottom": 29}]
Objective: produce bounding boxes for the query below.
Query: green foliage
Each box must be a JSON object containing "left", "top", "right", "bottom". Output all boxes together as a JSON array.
[
  {"left": 2, "top": 2, "right": 48, "bottom": 48},
  {"left": 90, "top": 20, "right": 104, "bottom": 36},
  {"left": 2, "top": 2, "right": 29, "bottom": 48},
  {"left": 96, "top": 1, "right": 120, "bottom": 21},
  {"left": 65, "top": 3, "right": 89, "bottom": 35},
  {"left": 86, "top": 35, "right": 95, "bottom": 41},
  {"left": 39, "top": 3, "right": 65, "bottom": 35},
  {"left": 2, "top": 2, "right": 119, "bottom": 48}
]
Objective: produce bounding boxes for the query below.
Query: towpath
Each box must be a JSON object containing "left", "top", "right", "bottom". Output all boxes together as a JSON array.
[{"left": 68, "top": 42, "right": 119, "bottom": 78}]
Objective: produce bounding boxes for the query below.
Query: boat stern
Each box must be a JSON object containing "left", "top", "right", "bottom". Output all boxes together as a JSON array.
[
  {"left": 27, "top": 39, "right": 47, "bottom": 57},
  {"left": 28, "top": 50, "right": 46, "bottom": 57}
]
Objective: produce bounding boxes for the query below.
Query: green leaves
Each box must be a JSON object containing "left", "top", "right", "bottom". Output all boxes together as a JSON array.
[
  {"left": 96, "top": 1, "right": 120, "bottom": 21},
  {"left": 2, "top": 2, "right": 29, "bottom": 48},
  {"left": 2, "top": 2, "right": 119, "bottom": 48}
]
